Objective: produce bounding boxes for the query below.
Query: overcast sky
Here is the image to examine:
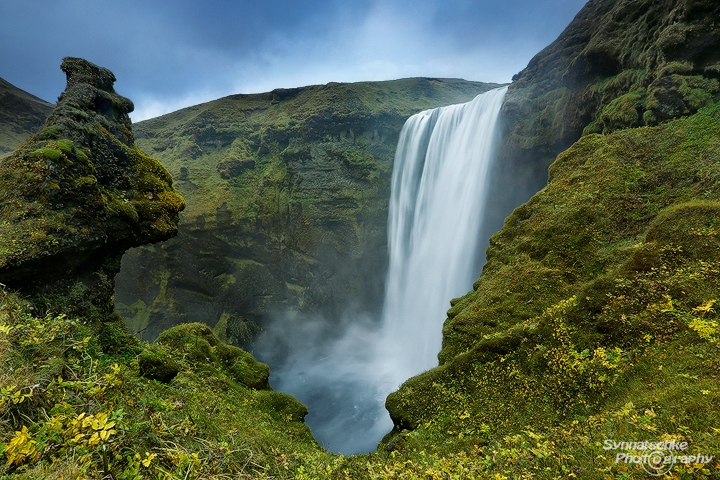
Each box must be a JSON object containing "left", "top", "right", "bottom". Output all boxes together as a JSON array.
[{"left": 0, "top": 0, "right": 588, "bottom": 121}]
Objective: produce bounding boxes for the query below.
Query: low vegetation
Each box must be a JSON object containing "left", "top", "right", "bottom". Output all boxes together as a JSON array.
[{"left": 0, "top": 293, "right": 323, "bottom": 479}]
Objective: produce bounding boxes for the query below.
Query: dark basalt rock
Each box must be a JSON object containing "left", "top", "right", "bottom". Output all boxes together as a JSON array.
[
  {"left": 508, "top": 0, "right": 720, "bottom": 144},
  {"left": 217, "top": 158, "right": 255, "bottom": 179},
  {"left": 0, "top": 57, "right": 184, "bottom": 327}
]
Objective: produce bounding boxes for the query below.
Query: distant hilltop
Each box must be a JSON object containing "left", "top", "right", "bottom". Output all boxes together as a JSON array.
[{"left": 0, "top": 77, "right": 53, "bottom": 156}]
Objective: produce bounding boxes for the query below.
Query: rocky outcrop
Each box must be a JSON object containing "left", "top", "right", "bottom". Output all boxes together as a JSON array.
[
  {"left": 509, "top": 0, "right": 720, "bottom": 148},
  {"left": 0, "top": 57, "right": 184, "bottom": 328}
]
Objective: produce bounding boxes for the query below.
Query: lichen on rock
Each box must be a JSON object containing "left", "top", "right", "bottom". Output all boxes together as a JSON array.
[{"left": 0, "top": 57, "right": 184, "bottom": 327}]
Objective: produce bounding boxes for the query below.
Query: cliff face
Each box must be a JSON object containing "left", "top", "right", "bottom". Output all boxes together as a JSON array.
[
  {"left": 0, "top": 57, "right": 184, "bottom": 327},
  {"left": 508, "top": 0, "right": 720, "bottom": 150},
  {"left": 485, "top": 0, "right": 720, "bottom": 235},
  {"left": 0, "top": 77, "right": 53, "bottom": 157},
  {"left": 114, "top": 79, "right": 500, "bottom": 341}
]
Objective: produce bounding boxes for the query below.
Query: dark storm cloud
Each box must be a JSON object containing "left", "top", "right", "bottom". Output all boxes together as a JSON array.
[{"left": 0, "top": 0, "right": 587, "bottom": 120}]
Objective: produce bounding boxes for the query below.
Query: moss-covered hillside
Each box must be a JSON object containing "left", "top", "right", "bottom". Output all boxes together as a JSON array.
[
  {"left": 376, "top": 101, "right": 720, "bottom": 479},
  {"left": 115, "top": 79, "right": 500, "bottom": 341},
  {"left": 0, "top": 77, "right": 53, "bottom": 157},
  {"left": 0, "top": 296, "right": 326, "bottom": 478}
]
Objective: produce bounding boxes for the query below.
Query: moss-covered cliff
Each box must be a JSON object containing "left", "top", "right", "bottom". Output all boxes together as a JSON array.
[
  {"left": 507, "top": 0, "right": 720, "bottom": 153},
  {"left": 373, "top": 97, "right": 720, "bottom": 480},
  {"left": 485, "top": 0, "right": 720, "bottom": 236},
  {"left": 0, "top": 77, "right": 53, "bottom": 158},
  {"left": 115, "top": 79, "right": 500, "bottom": 341}
]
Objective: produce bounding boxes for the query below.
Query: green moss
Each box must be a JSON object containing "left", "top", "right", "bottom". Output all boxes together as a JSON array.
[
  {"left": 254, "top": 390, "right": 309, "bottom": 422},
  {"left": 97, "top": 316, "right": 141, "bottom": 356},
  {"left": 55, "top": 139, "right": 73, "bottom": 153},
  {"left": 29, "top": 146, "right": 62, "bottom": 160},
  {"left": 156, "top": 322, "right": 270, "bottom": 390},
  {"left": 138, "top": 344, "right": 181, "bottom": 383},
  {"left": 644, "top": 200, "right": 720, "bottom": 260},
  {"left": 585, "top": 90, "right": 646, "bottom": 134},
  {"left": 659, "top": 61, "right": 694, "bottom": 77}
]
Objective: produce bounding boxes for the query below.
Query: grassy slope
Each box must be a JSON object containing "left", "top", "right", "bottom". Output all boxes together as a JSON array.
[
  {"left": 0, "top": 294, "right": 325, "bottom": 479},
  {"left": 115, "top": 78, "right": 500, "bottom": 341},
  {"left": 0, "top": 78, "right": 53, "bottom": 157}
]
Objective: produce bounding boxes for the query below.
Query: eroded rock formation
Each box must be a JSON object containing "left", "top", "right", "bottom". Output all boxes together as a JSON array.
[{"left": 0, "top": 57, "right": 184, "bottom": 328}]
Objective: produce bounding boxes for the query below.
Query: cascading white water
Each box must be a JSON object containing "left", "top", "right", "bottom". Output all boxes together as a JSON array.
[
  {"left": 376, "top": 86, "right": 508, "bottom": 390},
  {"left": 255, "top": 86, "right": 508, "bottom": 455}
]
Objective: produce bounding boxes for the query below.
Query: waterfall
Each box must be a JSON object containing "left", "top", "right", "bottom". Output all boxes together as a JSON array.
[
  {"left": 254, "top": 86, "right": 508, "bottom": 455},
  {"left": 377, "top": 86, "right": 508, "bottom": 390}
]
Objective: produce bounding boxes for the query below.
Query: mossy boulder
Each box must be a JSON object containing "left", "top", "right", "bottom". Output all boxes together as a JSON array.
[
  {"left": 644, "top": 200, "right": 720, "bottom": 260},
  {"left": 0, "top": 58, "right": 184, "bottom": 327},
  {"left": 254, "top": 390, "right": 309, "bottom": 422},
  {"left": 155, "top": 322, "right": 270, "bottom": 390},
  {"left": 138, "top": 343, "right": 181, "bottom": 383}
]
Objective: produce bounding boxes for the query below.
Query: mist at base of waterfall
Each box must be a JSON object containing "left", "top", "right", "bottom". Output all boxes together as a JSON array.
[{"left": 253, "top": 310, "right": 393, "bottom": 454}]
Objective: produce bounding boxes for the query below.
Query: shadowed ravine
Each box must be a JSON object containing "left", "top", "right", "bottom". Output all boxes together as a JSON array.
[{"left": 253, "top": 87, "right": 508, "bottom": 454}]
